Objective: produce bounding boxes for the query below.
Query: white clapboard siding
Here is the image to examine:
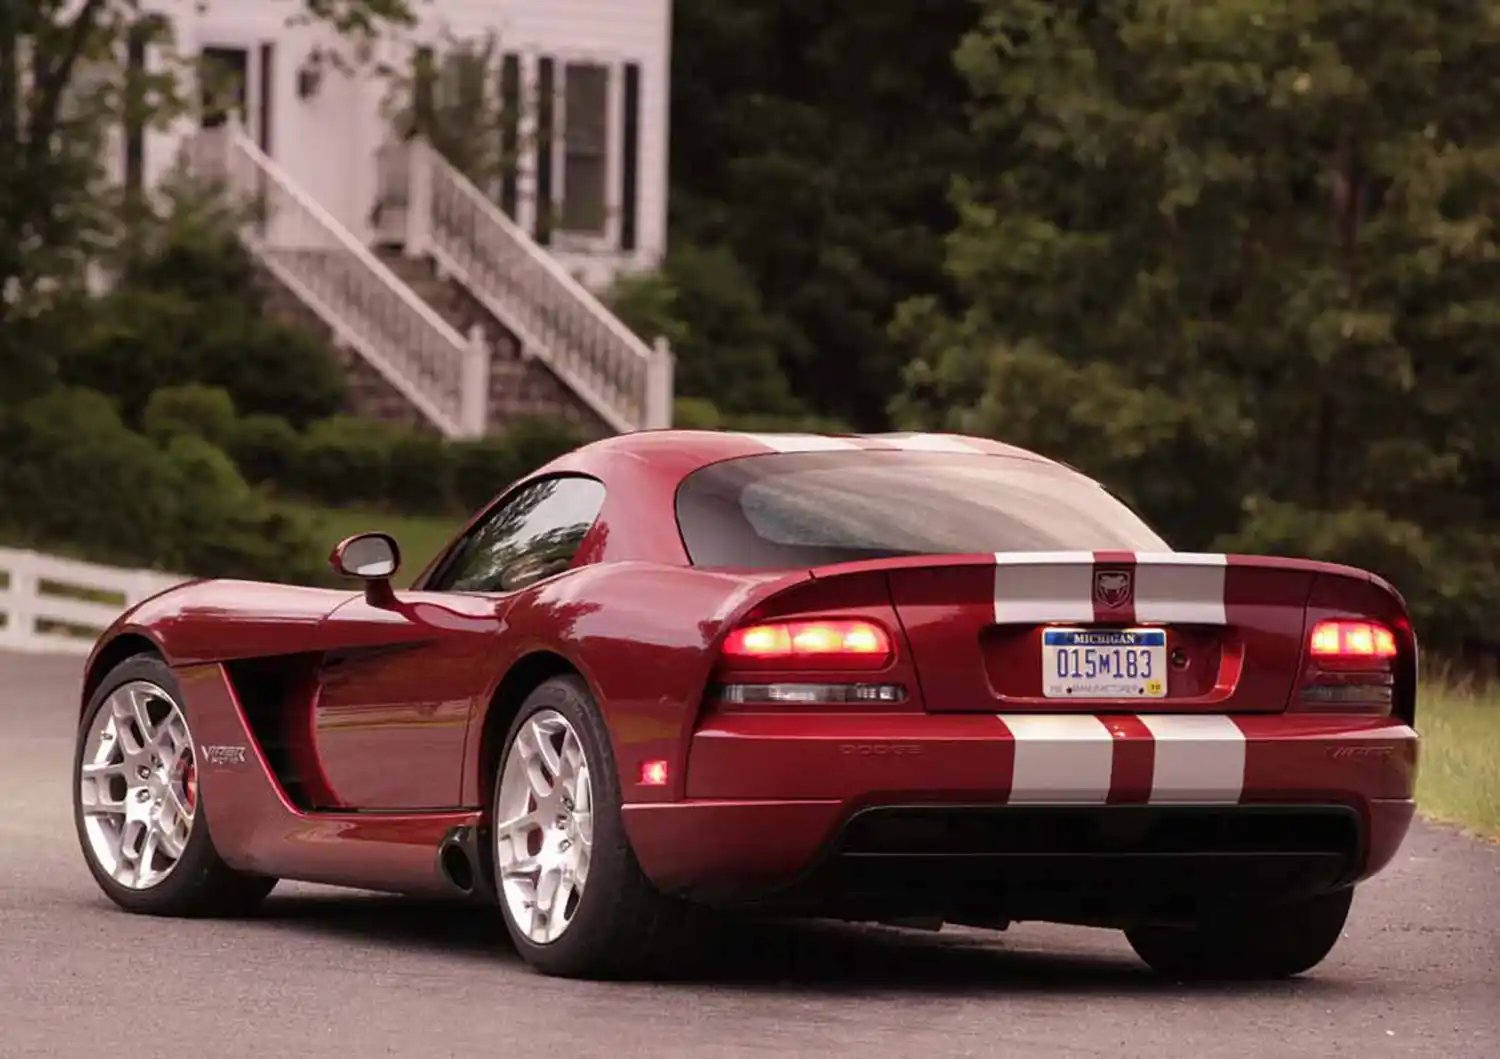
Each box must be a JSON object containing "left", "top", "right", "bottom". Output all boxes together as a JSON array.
[{"left": 0, "top": 548, "right": 186, "bottom": 656}]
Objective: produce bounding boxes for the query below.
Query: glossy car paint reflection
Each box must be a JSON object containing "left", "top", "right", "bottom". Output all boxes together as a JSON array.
[
  {"left": 177, "top": 661, "right": 478, "bottom": 893},
  {"left": 313, "top": 592, "right": 511, "bottom": 809}
]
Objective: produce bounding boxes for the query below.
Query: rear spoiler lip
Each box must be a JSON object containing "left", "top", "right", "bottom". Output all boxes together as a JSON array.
[
  {"left": 799, "top": 550, "right": 1412, "bottom": 620},
  {"left": 802, "top": 549, "right": 1393, "bottom": 584}
]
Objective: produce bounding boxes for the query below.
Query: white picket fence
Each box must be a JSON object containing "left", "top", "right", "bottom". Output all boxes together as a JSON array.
[{"left": 0, "top": 548, "right": 186, "bottom": 656}]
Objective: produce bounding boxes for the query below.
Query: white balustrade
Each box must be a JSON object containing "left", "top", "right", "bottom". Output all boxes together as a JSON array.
[
  {"left": 379, "top": 138, "right": 675, "bottom": 434},
  {"left": 187, "top": 125, "right": 489, "bottom": 438}
]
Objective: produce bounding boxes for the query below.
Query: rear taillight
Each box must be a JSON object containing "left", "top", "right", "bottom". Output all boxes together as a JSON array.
[
  {"left": 1298, "top": 619, "right": 1398, "bottom": 713},
  {"left": 1309, "top": 619, "right": 1398, "bottom": 664},
  {"left": 721, "top": 619, "right": 893, "bottom": 670}
]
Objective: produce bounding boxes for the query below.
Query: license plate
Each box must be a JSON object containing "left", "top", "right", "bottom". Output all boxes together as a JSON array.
[{"left": 1042, "top": 628, "right": 1167, "bottom": 698}]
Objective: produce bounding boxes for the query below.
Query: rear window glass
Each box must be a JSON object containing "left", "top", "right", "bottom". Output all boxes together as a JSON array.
[{"left": 674, "top": 451, "right": 1169, "bottom": 568}]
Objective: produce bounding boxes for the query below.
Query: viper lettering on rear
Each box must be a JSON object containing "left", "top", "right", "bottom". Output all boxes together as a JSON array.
[
  {"left": 1328, "top": 746, "right": 1393, "bottom": 760},
  {"left": 838, "top": 743, "right": 923, "bottom": 756}
]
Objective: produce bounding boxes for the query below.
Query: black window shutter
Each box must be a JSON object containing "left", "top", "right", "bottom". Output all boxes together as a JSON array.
[
  {"left": 257, "top": 43, "right": 273, "bottom": 154},
  {"left": 499, "top": 53, "right": 521, "bottom": 218},
  {"left": 535, "top": 57, "right": 555, "bottom": 244},
  {"left": 620, "top": 63, "right": 640, "bottom": 252}
]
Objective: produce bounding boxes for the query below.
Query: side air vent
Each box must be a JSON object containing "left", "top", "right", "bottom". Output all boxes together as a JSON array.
[{"left": 221, "top": 655, "right": 327, "bottom": 810}]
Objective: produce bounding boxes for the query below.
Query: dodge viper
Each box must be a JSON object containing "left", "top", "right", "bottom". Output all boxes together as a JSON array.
[{"left": 72, "top": 430, "right": 1420, "bottom": 980}]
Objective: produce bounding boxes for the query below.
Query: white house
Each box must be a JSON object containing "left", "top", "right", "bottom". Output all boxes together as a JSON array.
[{"left": 112, "top": 0, "right": 676, "bottom": 438}]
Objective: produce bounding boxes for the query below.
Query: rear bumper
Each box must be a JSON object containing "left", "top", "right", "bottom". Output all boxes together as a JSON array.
[{"left": 621, "top": 712, "right": 1417, "bottom": 919}]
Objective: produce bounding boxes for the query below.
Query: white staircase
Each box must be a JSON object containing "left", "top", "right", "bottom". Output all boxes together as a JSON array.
[
  {"left": 186, "top": 124, "right": 491, "bottom": 438},
  {"left": 185, "top": 124, "right": 673, "bottom": 439},
  {"left": 374, "top": 138, "right": 674, "bottom": 434}
]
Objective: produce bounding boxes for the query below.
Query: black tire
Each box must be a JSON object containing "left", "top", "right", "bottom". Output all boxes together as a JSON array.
[
  {"left": 73, "top": 653, "right": 278, "bottom": 918},
  {"left": 492, "top": 674, "right": 696, "bottom": 979},
  {"left": 1125, "top": 887, "right": 1355, "bottom": 981}
]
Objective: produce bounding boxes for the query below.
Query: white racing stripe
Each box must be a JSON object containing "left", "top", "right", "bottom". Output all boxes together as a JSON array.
[
  {"left": 736, "top": 433, "right": 863, "bottom": 452},
  {"left": 1138, "top": 714, "right": 1246, "bottom": 803},
  {"left": 1133, "top": 552, "right": 1229, "bottom": 625},
  {"left": 864, "top": 432, "right": 985, "bottom": 453},
  {"left": 993, "top": 551, "right": 1096, "bottom": 624},
  {"left": 1000, "top": 714, "right": 1115, "bottom": 803}
]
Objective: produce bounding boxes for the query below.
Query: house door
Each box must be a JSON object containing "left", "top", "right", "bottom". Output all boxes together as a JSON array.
[{"left": 200, "top": 45, "right": 274, "bottom": 154}]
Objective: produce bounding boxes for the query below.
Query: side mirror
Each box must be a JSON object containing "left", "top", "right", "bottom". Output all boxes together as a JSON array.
[{"left": 330, "top": 532, "right": 401, "bottom": 606}]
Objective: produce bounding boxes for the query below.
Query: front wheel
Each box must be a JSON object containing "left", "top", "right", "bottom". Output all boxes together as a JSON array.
[
  {"left": 73, "top": 654, "right": 278, "bottom": 917},
  {"left": 1125, "top": 887, "right": 1355, "bottom": 981},
  {"left": 490, "top": 675, "right": 694, "bottom": 979}
]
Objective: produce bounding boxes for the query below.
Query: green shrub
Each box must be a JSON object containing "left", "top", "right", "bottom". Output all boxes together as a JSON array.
[
  {"left": 1, "top": 388, "right": 178, "bottom": 567},
  {"left": 191, "top": 313, "right": 348, "bottom": 428},
  {"left": 387, "top": 432, "right": 457, "bottom": 513},
  {"left": 445, "top": 417, "right": 586, "bottom": 511},
  {"left": 217, "top": 408, "right": 587, "bottom": 517},
  {"left": 289, "top": 416, "right": 401, "bottom": 507},
  {"left": 673, "top": 396, "right": 723, "bottom": 430},
  {"left": 158, "top": 434, "right": 325, "bottom": 584},
  {"left": 119, "top": 198, "right": 260, "bottom": 302},
  {"left": 54, "top": 207, "right": 348, "bottom": 430},
  {"left": 121, "top": 204, "right": 348, "bottom": 425},
  {"left": 228, "top": 413, "right": 301, "bottom": 485},
  {"left": 53, "top": 286, "right": 348, "bottom": 430},
  {"left": 449, "top": 436, "right": 524, "bottom": 511},
  {"left": 52, "top": 289, "right": 201, "bottom": 424},
  {"left": 0, "top": 387, "right": 328, "bottom": 584},
  {"left": 504, "top": 415, "right": 589, "bottom": 475},
  {"left": 142, "top": 384, "right": 238, "bottom": 448},
  {"left": 607, "top": 243, "right": 804, "bottom": 417}
]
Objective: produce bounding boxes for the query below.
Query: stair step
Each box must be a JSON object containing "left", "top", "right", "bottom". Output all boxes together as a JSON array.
[{"left": 367, "top": 247, "right": 611, "bottom": 436}]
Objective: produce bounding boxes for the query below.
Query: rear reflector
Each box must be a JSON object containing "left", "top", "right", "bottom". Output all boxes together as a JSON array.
[
  {"left": 719, "top": 682, "right": 906, "bottom": 706},
  {"left": 722, "top": 619, "right": 892, "bottom": 668},
  {"left": 639, "top": 760, "right": 669, "bottom": 786}
]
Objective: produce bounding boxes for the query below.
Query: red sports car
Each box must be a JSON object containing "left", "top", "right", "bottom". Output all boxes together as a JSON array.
[{"left": 72, "top": 430, "right": 1419, "bottom": 980}]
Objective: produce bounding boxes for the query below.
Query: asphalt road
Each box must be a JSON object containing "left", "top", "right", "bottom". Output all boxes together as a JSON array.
[{"left": 1, "top": 650, "right": 1495, "bottom": 1059}]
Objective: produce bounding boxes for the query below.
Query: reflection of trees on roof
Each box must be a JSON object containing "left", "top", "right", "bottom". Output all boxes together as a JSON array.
[{"left": 739, "top": 464, "right": 1166, "bottom": 554}]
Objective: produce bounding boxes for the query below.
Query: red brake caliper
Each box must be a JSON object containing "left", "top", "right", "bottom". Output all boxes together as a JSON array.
[{"left": 177, "top": 752, "right": 197, "bottom": 812}]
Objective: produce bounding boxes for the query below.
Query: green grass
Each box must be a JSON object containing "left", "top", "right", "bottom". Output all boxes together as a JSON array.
[
  {"left": 1416, "top": 678, "right": 1500, "bottom": 840},
  {"left": 285, "top": 504, "right": 465, "bottom": 587}
]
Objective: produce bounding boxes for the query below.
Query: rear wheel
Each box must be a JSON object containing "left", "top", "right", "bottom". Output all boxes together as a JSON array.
[
  {"left": 491, "top": 674, "right": 694, "bottom": 979},
  {"left": 73, "top": 654, "right": 277, "bottom": 917},
  {"left": 1125, "top": 887, "right": 1354, "bottom": 981}
]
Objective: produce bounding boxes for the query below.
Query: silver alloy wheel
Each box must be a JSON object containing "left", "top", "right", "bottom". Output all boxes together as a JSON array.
[
  {"left": 493, "top": 708, "right": 595, "bottom": 944},
  {"left": 78, "top": 680, "right": 198, "bottom": 890}
]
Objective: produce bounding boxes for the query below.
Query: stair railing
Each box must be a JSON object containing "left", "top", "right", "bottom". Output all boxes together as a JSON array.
[
  {"left": 377, "top": 137, "right": 674, "bottom": 434},
  {"left": 188, "top": 122, "right": 491, "bottom": 438}
]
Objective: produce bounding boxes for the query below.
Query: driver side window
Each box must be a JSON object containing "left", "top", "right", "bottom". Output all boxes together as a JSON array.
[{"left": 430, "top": 476, "right": 606, "bottom": 593}]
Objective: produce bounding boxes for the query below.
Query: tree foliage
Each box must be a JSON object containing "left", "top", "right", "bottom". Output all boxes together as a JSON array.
[
  {"left": 896, "top": 0, "right": 1500, "bottom": 649},
  {"left": 385, "top": 29, "right": 521, "bottom": 192},
  {"left": 609, "top": 242, "right": 804, "bottom": 417},
  {"left": 0, "top": 0, "right": 412, "bottom": 401},
  {"left": 665, "top": 0, "right": 980, "bottom": 428}
]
